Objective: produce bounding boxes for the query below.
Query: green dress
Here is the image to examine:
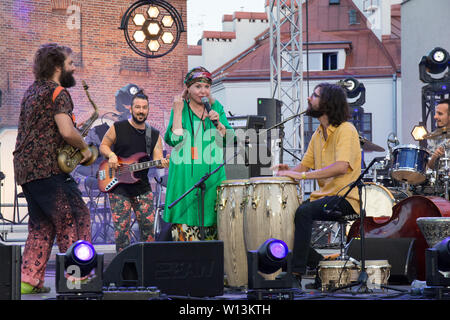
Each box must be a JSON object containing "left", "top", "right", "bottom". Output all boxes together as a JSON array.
[{"left": 164, "top": 100, "right": 234, "bottom": 227}]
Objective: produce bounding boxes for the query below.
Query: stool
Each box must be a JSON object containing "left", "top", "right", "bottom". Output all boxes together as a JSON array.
[{"left": 336, "top": 213, "right": 359, "bottom": 260}]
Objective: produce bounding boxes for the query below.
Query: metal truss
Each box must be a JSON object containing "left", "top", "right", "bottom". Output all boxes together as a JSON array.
[{"left": 267, "top": 0, "right": 304, "bottom": 165}]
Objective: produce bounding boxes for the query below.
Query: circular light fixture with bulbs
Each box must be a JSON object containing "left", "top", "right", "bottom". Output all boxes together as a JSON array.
[{"left": 120, "top": 0, "right": 185, "bottom": 59}]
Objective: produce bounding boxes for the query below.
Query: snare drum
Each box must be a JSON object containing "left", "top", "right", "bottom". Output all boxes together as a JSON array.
[
  {"left": 244, "top": 177, "right": 301, "bottom": 253},
  {"left": 391, "top": 144, "right": 430, "bottom": 185},
  {"left": 365, "top": 260, "right": 391, "bottom": 290},
  {"left": 216, "top": 179, "right": 249, "bottom": 287},
  {"left": 361, "top": 183, "right": 409, "bottom": 221}
]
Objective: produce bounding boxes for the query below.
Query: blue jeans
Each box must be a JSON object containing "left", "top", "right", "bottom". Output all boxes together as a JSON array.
[{"left": 292, "top": 196, "right": 357, "bottom": 274}]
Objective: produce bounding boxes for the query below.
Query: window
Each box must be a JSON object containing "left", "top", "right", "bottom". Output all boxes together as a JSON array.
[
  {"left": 349, "top": 9, "right": 359, "bottom": 25},
  {"left": 323, "top": 52, "right": 338, "bottom": 71}
]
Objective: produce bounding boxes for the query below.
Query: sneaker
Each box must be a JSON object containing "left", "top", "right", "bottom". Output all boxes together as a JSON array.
[{"left": 21, "top": 282, "right": 51, "bottom": 294}]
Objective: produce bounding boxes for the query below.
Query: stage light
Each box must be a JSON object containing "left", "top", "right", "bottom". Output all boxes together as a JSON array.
[
  {"left": 133, "top": 13, "right": 146, "bottom": 26},
  {"left": 162, "top": 15, "right": 174, "bottom": 28},
  {"left": 256, "top": 238, "right": 289, "bottom": 274},
  {"left": 148, "top": 40, "right": 160, "bottom": 52},
  {"left": 419, "top": 47, "right": 450, "bottom": 83},
  {"left": 161, "top": 32, "right": 174, "bottom": 44},
  {"left": 425, "top": 236, "right": 450, "bottom": 294},
  {"left": 434, "top": 237, "right": 450, "bottom": 272},
  {"left": 65, "top": 240, "right": 97, "bottom": 277},
  {"left": 147, "top": 5, "right": 160, "bottom": 18},
  {"left": 337, "top": 78, "right": 360, "bottom": 98},
  {"left": 120, "top": 0, "right": 185, "bottom": 58},
  {"left": 247, "top": 238, "right": 294, "bottom": 293},
  {"left": 337, "top": 77, "right": 366, "bottom": 109},
  {"left": 133, "top": 30, "right": 146, "bottom": 43},
  {"left": 427, "top": 47, "right": 449, "bottom": 74},
  {"left": 411, "top": 124, "right": 428, "bottom": 141},
  {"left": 55, "top": 240, "right": 104, "bottom": 297}
]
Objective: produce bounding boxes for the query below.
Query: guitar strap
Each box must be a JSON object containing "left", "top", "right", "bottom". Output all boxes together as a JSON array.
[
  {"left": 145, "top": 124, "right": 159, "bottom": 159},
  {"left": 52, "top": 85, "right": 76, "bottom": 123},
  {"left": 52, "top": 86, "right": 64, "bottom": 102}
]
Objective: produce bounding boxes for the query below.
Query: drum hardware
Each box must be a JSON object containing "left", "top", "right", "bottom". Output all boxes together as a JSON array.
[{"left": 359, "top": 136, "right": 385, "bottom": 152}]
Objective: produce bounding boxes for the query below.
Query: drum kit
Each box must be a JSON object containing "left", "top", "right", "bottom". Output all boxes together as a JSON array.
[{"left": 362, "top": 128, "right": 450, "bottom": 217}]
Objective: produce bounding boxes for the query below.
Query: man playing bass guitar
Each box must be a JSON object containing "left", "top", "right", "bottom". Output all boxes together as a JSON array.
[{"left": 99, "top": 89, "right": 169, "bottom": 252}]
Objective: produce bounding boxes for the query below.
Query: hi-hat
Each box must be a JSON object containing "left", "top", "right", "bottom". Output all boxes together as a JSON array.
[
  {"left": 359, "top": 136, "right": 385, "bottom": 152},
  {"left": 423, "top": 127, "right": 450, "bottom": 140}
]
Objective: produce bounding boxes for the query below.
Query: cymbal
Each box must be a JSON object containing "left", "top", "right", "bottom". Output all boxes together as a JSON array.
[
  {"left": 423, "top": 127, "right": 450, "bottom": 140},
  {"left": 359, "top": 136, "right": 385, "bottom": 152}
]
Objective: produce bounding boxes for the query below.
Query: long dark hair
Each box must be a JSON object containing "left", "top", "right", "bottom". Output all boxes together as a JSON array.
[
  {"left": 33, "top": 43, "right": 72, "bottom": 80},
  {"left": 316, "top": 82, "right": 350, "bottom": 126}
]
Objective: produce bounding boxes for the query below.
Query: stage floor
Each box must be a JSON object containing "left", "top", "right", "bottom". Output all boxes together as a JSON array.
[{"left": 19, "top": 252, "right": 432, "bottom": 302}]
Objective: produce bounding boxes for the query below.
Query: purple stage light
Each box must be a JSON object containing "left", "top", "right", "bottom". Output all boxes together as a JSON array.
[
  {"left": 269, "top": 240, "right": 288, "bottom": 260},
  {"left": 73, "top": 240, "right": 95, "bottom": 262}
]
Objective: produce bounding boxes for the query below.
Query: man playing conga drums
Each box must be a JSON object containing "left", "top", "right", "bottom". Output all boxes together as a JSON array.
[{"left": 272, "top": 82, "right": 361, "bottom": 289}]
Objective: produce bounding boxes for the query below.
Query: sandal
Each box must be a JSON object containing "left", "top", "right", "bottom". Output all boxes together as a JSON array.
[{"left": 21, "top": 282, "right": 51, "bottom": 294}]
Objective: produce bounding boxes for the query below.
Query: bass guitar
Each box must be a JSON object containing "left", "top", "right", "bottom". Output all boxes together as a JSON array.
[{"left": 97, "top": 152, "right": 161, "bottom": 193}]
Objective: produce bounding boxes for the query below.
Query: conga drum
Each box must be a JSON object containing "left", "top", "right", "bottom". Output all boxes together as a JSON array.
[
  {"left": 244, "top": 176, "right": 301, "bottom": 254},
  {"left": 216, "top": 179, "right": 249, "bottom": 287}
]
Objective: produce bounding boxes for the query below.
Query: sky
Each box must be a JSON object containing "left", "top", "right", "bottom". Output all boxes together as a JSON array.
[{"left": 186, "top": 0, "right": 266, "bottom": 45}]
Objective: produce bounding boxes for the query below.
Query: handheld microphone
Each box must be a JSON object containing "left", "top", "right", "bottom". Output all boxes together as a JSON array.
[{"left": 201, "top": 97, "right": 218, "bottom": 128}]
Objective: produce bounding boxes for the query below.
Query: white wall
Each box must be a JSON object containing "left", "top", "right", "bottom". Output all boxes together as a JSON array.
[
  {"left": 400, "top": 0, "right": 450, "bottom": 145},
  {"left": 199, "top": 17, "right": 268, "bottom": 72}
]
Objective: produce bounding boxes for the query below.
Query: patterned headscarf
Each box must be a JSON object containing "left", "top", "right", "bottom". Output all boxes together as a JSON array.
[{"left": 184, "top": 66, "right": 212, "bottom": 87}]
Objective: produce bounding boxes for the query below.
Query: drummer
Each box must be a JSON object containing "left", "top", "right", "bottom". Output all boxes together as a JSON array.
[
  {"left": 272, "top": 82, "right": 361, "bottom": 290},
  {"left": 427, "top": 98, "right": 450, "bottom": 169}
]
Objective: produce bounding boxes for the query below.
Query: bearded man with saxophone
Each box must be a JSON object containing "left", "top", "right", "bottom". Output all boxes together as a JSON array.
[{"left": 13, "top": 43, "right": 93, "bottom": 294}]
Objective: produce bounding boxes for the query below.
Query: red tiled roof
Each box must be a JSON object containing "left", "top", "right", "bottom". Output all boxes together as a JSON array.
[
  {"left": 233, "top": 12, "right": 268, "bottom": 20},
  {"left": 212, "top": 0, "right": 401, "bottom": 81},
  {"left": 222, "top": 14, "right": 233, "bottom": 22},
  {"left": 202, "top": 31, "right": 236, "bottom": 40}
]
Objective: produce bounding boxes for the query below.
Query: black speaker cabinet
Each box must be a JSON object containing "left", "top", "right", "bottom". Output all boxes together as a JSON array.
[
  {"left": 257, "top": 98, "right": 282, "bottom": 128},
  {"left": 346, "top": 237, "right": 417, "bottom": 284},
  {"left": 103, "top": 241, "right": 224, "bottom": 297},
  {"left": 0, "top": 244, "right": 21, "bottom": 300}
]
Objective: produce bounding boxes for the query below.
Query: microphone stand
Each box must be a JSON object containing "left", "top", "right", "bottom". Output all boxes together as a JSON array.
[
  {"left": 168, "top": 148, "right": 242, "bottom": 240},
  {"left": 328, "top": 157, "right": 406, "bottom": 293}
]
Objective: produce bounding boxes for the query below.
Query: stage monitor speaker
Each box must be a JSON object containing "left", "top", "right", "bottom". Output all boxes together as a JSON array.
[
  {"left": 257, "top": 98, "right": 282, "bottom": 128},
  {"left": 0, "top": 244, "right": 21, "bottom": 300},
  {"left": 346, "top": 237, "right": 417, "bottom": 284},
  {"left": 103, "top": 241, "right": 224, "bottom": 297}
]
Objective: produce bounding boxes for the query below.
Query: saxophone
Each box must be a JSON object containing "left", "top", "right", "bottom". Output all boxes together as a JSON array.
[{"left": 57, "top": 80, "right": 99, "bottom": 173}]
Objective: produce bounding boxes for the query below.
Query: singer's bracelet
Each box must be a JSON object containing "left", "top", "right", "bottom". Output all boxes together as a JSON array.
[{"left": 301, "top": 172, "right": 307, "bottom": 180}]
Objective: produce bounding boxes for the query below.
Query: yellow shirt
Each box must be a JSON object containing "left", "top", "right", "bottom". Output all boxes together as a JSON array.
[{"left": 301, "top": 121, "right": 362, "bottom": 214}]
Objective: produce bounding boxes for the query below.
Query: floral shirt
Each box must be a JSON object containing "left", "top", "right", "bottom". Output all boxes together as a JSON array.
[{"left": 13, "top": 79, "right": 74, "bottom": 185}]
